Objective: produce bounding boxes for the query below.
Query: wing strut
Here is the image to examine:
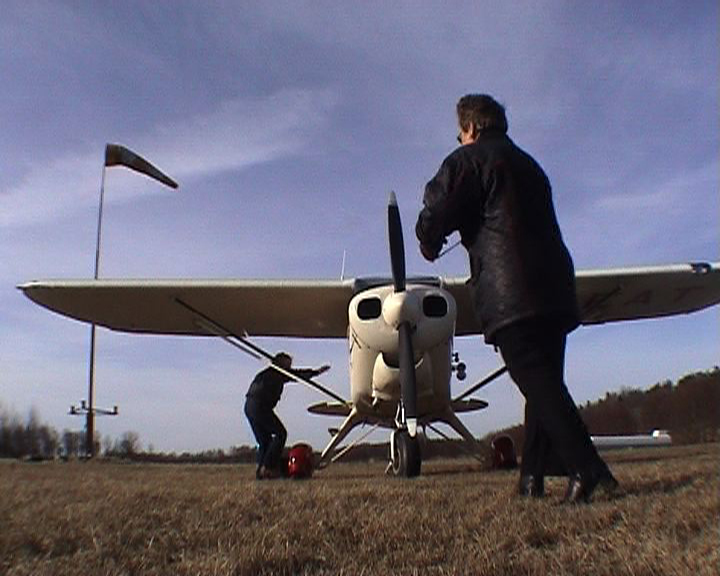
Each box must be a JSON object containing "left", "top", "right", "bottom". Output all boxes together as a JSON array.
[
  {"left": 425, "top": 421, "right": 484, "bottom": 464},
  {"left": 329, "top": 421, "right": 381, "bottom": 464},
  {"left": 175, "top": 298, "right": 347, "bottom": 404},
  {"left": 452, "top": 365, "right": 508, "bottom": 403}
]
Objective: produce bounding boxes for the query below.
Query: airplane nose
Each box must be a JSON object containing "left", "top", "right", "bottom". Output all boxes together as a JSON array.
[{"left": 382, "top": 290, "right": 421, "bottom": 329}]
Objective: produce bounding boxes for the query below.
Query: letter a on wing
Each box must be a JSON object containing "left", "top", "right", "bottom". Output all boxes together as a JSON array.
[{"left": 104, "top": 144, "right": 178, "bottom": 189}]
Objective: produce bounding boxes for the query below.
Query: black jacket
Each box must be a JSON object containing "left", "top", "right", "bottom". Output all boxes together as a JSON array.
[
  {"left": 416, "top": 131, "right": 579, "bottom": 343},
  {"left": 246, "top": 366, "right": 317, "bottom": 409}
]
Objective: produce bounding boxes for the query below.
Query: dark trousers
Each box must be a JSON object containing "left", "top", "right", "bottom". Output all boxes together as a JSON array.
[
  {"left": 494, "top": 319, "right": 606, "bottom": 479},
  {"left": 244, "top": 397, "right": 287, "bottom": 470}
]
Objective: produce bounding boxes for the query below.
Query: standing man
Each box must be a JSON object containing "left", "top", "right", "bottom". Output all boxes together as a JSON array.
[
  {"left": 416, "top": 94, "right": 617, "bottom": 502},
  {"left": 244, "top": 352, "right": 330, "bottom": 479}
]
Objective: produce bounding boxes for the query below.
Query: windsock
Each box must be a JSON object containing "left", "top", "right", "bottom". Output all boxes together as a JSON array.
[{"left": 104, "top": 144, "right": 178, "bottom": 189}]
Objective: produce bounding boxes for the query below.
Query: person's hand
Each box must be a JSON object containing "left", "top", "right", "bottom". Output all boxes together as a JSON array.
[
  {"left": 315, "top": 364, "right": 331, "bottom": 376},
  {"left": 420, "top": 242, "right": 441, "bottom": 262}
]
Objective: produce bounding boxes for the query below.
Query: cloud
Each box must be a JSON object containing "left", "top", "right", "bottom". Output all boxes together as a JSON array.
[
  {"left": 563, "top": 158, "right": 719, "bottom": 266},
  {"left": 0, "top": 87, "right": 338, "bottom": 228},
  {"left": 153, "top": 88, "right": 338, "bottom": 177},
  {"left": 596, "top": 160, "right": 718, "bottom": 212}
]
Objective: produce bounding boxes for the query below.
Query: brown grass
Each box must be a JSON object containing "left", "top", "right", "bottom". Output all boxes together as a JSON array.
[{"left": 1, "top": 444, "right": 718, "bottom": 575}]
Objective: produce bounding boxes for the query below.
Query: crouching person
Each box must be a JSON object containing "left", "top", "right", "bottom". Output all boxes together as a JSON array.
[{"left": 244, "top": 352, "right": 329, "bottom": 480}]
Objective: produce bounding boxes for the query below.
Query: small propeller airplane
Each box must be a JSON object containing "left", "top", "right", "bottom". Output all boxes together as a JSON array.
[{"left": 19, "top": 193, "right": 720, "bottom": 476}]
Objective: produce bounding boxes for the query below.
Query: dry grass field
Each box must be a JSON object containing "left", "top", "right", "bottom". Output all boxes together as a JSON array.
[{"left": 1, "top": 443, "right": 718, "bottom": 576}]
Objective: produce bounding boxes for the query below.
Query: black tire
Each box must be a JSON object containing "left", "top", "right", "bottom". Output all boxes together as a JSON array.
[{"left": 392, "top": 430, "right": 422, "bottom": 478}]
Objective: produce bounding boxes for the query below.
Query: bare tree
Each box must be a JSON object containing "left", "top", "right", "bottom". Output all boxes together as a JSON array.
[
  {"left": 62, "top": 430, "right": 83, "bottom": 459},
  {"left": 116, "top": 431, "right": 141, "bottom": 457}
]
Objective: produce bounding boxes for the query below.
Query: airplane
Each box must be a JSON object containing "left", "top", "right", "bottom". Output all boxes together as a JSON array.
[
  {"left": 18, "top": 193, "right": 720, "bottom": 477},
  {"left": 590, "top": 429, "right": 672, "bottom": 450}
]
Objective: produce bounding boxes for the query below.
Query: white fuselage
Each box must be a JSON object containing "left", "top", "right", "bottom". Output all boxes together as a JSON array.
[{"left": 347, "top": 283, "right": 457, "bottom": 422}]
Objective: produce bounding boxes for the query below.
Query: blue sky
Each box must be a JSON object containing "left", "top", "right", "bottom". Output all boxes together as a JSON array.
[{"left": 1, "top": 1, "right": 717, "bottom": 453}]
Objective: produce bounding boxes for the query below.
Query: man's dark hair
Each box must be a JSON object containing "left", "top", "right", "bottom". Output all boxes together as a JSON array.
[
  {"left": 456, "top": 94, "right": 508, "bottom": 134},
  {"left": 273, "top": 352, "right": 292, "bottom": 364}
]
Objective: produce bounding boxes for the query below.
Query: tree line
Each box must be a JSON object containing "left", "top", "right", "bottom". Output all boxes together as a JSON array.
[
  {"left": 0, "top": 406, "right": 152, "bottom": 461},
  {"left": 0, "top": 402, "right": 262, "bottom": 463},
  {"left": 2, "top": 368, "right": 718, "bottom": 462},
  {"left": 489, "top": 367, "right": 720, "bottom": 453}
]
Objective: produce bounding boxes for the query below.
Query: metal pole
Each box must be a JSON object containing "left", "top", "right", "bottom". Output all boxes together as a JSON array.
[
  {"left": 86, "top": 165, "right": 107, "bottom": 458},
  {"left": 86, "top": 326, "right": 96, "bottom": 458},
  {"left": 94, "top": 166, "right": 106, "bottom": 282}
]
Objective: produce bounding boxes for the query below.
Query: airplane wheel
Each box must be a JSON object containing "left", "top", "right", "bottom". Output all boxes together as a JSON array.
[{"left": 391, "top": 430, "right": 422, "bottom": 478}]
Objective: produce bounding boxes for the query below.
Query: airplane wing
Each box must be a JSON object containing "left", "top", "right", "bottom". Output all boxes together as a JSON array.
[
  {"left": 445, "top": 261, "right": 720, "bottom": 336},
  {"left": 574, "top": 262, "right": 720, "bottom": 324},
  {"left": 18, "top": 279, "right": 355, "bottom": 338},
  {"left": 19, "top": 262, "right": 720, "bottom": 338}
]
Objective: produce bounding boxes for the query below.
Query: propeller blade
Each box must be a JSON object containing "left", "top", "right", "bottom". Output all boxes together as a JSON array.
[
  {"left": 388, "top": 192, "right": 417, "bottom": 436},
  {"left": 398, "top": 321, "right": 417, "bottom": 436},
  {"left": 388, "top": 191, "right": 406, "bottom": 293}
]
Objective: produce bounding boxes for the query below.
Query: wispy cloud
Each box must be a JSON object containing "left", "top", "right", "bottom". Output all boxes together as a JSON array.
[
  {"left": 0, "top": 88, "right": 337, "bottom": 228},
  {"left": 596, "top": 160, "right": 718, "bottom": 212},
  {"left": 564, "top": 158, "right": 718, "bottom": 266}
]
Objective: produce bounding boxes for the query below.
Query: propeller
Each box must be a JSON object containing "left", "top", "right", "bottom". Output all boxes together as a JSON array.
[{"left": 387, "top": 192, "right": 418, "bottom": 437}]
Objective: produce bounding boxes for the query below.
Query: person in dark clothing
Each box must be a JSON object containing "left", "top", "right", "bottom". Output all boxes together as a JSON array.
[
  {"left": 245, "top": 352, "right": 330, "bottom": 479},
  {"left": 416, "top": 94, "right": 617, "bottom": 503}
]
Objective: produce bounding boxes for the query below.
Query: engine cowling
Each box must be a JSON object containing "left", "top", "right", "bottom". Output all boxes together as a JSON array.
[{"left": 348, "top": 284, "right": 456, "bottom": 407}]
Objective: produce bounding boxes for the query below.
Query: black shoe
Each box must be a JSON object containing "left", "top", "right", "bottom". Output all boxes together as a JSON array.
[
  {"left": 518, "top": 474, "right": 545, "bottom": 498},
  {"left": 563, "top": 469, "right": 618, "bottom": 504},
  {"left": 563, "top": 474, "right": 588, "bottom": 503}
]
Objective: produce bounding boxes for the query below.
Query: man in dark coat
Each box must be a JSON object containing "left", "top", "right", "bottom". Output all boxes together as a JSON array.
[
  {"left": 416, "top": 94, "right": 617, "bottom": 502},
  {"left": 245, "top": 352, "right": 329, "bottom": 479}
]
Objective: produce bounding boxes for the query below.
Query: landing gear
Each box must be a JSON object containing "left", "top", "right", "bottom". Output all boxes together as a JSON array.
[{"left": 390, "top": 429, "right": 421, "bottom": 477}]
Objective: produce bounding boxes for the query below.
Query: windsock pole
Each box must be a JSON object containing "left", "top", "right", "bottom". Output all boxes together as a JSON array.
[
  {"left": 83, "top": 145, "right": 178, "bottom": 458},
  {"left": 84, "top": 164, "right": 107, "bottom": 457}
]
